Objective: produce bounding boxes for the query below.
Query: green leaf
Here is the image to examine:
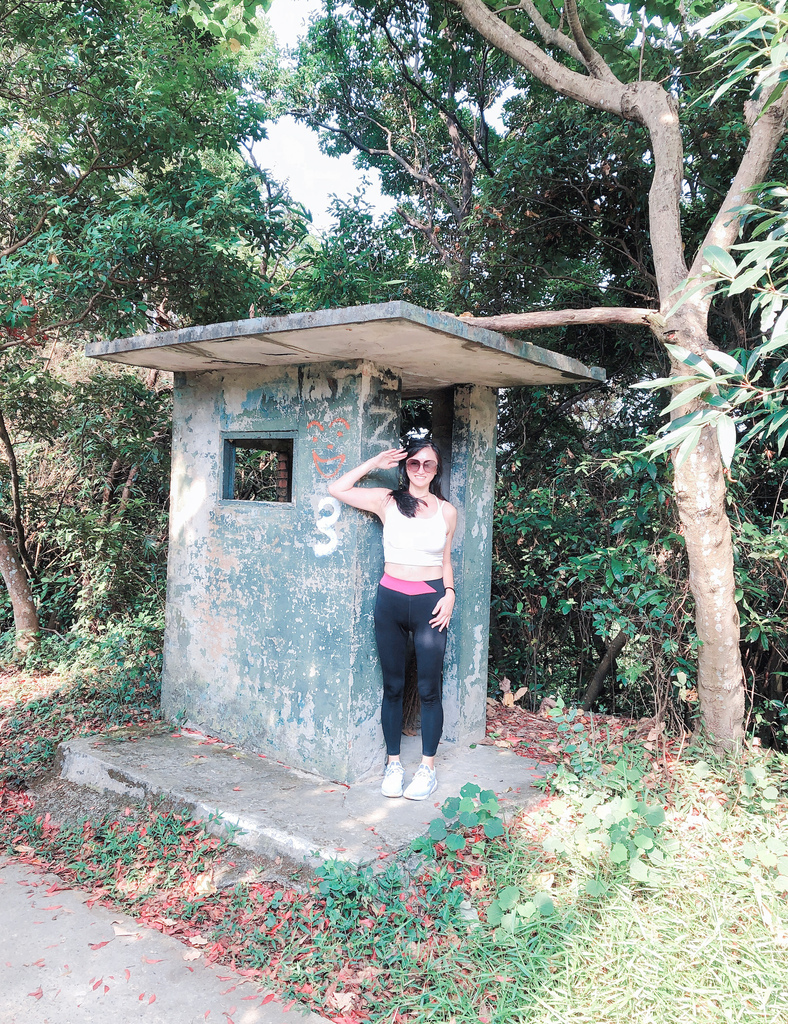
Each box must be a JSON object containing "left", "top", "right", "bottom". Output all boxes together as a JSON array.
[
  {"left": 486, "top": 900, "right": 504, "bottom": 926},
  {"left": 441, "top": 797, "right": 460, "bottom": 818},
  {"left": 445, "top": 834, "right": 466, "bottom": 852},
  {"left": 584, "top": 878, "right": 608, "bottom": 897},
  {"left": 633, "top": 830, "right": 654, "bottom": 850},
  {"left": 716, "top": 414, "right": 738, "bottom": 468},
  {"left": 497, "top": 885, "right": 521, "bottom": 910},
  {"left": 459, "top": 811, "right": 480, "bottom": 828},
  {"left": 629, "top": 858, "right": 650, "bottom": 882},
  {"left": 501, "top": 911, "right": 518, "bottom": 933},
  {"left": 428, "top": 819, "right": 448, "bottom": 840},
  {"left": 674, "top": 427, "right": 703, "bottom": 469},
  {"left": 532, "top": 891, "right": 555, "bottom": 917},
  {"left": 728, "top": 264, "right": 768, "bottom": 296},
  {"left": 483, "top": 818, "right": 505, "bottom": 839},
  {"left": 663, "top": 379, "right": 715, "bottom": 414},
  {"left": 460, "top": 783, "right": 481, "bottom": 799},
  {"left": 705, "top": 350, "right": 745, "bottom": 375},
  {"left": 610, "top": 842, "right": 629, "bottom": 864},
  {"left": 702, "top": 244, "right": 738, "bottom": 278},
  {"left": 643, "top": 806, "right": 666, "bottom": 827}
]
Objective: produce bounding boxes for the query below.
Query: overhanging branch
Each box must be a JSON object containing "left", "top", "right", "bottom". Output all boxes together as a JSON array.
[{"left": 456, "top": 306, "right": 658, "bottom": 332}]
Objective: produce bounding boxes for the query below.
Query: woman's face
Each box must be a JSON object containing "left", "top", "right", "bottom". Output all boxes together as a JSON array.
[{"left": 405, "top": 447, "right": 439, "bottom": 488}]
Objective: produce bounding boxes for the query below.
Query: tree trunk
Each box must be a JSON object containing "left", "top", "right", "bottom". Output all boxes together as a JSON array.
[
  {"left": 582, "top": 629, "right": 627, "bottom": 711},
  {"left": 452, "top": 0, "right": 786, "bottom": 750},
  {"left": 669, "top": 384, "right": 744, "bottom": 747},
  {"left": 0, "top": 525, "right": 39, "bottom": 654}
]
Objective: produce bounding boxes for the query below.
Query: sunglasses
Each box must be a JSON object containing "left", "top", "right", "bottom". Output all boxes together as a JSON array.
[{"left": 406, "top": 458, "right": 438, "bottom": 472}]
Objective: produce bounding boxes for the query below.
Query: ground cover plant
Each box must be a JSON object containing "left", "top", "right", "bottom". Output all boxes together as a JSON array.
[
  {"left": 0, "top": 617, "right": 163, "bottom": 785},
  {"left": 2, "top": 655, "right": 788, "bottom": 1024}
]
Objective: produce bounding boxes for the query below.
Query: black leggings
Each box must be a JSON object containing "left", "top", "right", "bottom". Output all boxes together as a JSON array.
[{"left": 374, "top": 581, "right": 447, "bottom": 758}]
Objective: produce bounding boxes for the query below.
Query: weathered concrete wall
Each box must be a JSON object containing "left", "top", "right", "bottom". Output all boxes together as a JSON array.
[
  {"left": 162, "top": 360, "right": 400, "bottom": 782},
  {"left": 162, "top": 364, "right": 496, "bottom": 782},
  {"left": 442, "top": 385, "right": 497, "bottom": 745}
]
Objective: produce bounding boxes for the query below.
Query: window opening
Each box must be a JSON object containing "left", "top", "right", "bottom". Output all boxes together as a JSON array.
[{"left": 224, "top": 438, "right": 293, "bottom": 503}]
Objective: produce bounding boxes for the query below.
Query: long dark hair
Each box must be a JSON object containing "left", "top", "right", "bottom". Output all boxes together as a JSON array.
[{"left": 389, "top": 437, "right": 446, "bottom": 518}]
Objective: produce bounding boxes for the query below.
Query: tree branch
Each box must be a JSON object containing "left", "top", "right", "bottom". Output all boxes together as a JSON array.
[
  {"left": 689, "top": 89, "right": 788, "bottom": 280},
  {"left": 452, "top": 0, "right": 628, "bottom": 117},
  {"left": 563, "top": 0, "right": 619, "bottom": 83},
  {"left": 456, "top": 305, "right": 657, "bottom": 331},
  {"left": 380, "top": 20, "right": 495, "bottom": 175},
  {"left": 582, "top": 629, "right": 627, "bottom": 710},
  {"left": 517, "top": 0, "right": 586, "bottom": 65}
]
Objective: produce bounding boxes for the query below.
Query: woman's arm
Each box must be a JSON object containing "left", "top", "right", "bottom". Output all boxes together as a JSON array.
[
  {"left": 327, "top": 448, "right": 407, "bottom": 517},
  {"left": 430, "top": 504, "right": 457, "bottom": 631}
]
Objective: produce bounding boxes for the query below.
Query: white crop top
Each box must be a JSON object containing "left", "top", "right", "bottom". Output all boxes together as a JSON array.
[{"left": 382, "top": 499, "right": 448, "bottom": 567}]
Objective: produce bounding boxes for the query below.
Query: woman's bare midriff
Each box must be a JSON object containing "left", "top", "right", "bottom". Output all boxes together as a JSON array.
[{"left": 384, "top": 562, "right": 444, "bottom": 582}]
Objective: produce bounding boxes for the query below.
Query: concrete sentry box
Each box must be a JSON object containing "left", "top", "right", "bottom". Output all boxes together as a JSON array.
[{"left": 86, "top": 302, "right": 603, "bottom": 783}]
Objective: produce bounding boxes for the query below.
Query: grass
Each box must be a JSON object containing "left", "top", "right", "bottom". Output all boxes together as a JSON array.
[
  {"left": 0, "top": 618, "right": 163, "bottom": 784},
  {"left": 1, "top": 640, "right": 788, "bottom": 1023}
]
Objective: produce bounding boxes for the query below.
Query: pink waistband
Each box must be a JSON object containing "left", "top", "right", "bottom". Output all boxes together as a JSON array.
[{"left": 380, "top": 573, "right": 439, "bottom": 596}]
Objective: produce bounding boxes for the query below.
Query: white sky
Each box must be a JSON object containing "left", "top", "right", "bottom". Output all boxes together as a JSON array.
[{"left": 256, "top": 0, "right": 395, "bottom": 233}]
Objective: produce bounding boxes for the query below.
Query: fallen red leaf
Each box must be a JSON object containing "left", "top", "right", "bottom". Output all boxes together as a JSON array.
[
  {"left": 89, "top": 940, "right": 111, "bottom": 950},
  {"left": 261, "top": 993, "right": 275, "bottom": 1005},
  {"left": 142, "top": 956, "right": 164, "bottom": 964},
  {"left": 28, "top": 987, "right": 43, "bottom": 1000},
  {"left": 149, "top": 994, "right": 156, "bottom": 1004},
  {"left": 124, "top": 969, "right": 131, "bottom": 982},
  {"left": 92, "top": 978, "right": 103, "bottom": 990}
]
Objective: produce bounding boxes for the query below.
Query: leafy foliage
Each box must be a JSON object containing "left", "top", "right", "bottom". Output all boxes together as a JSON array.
[
  {"left": 491, "top": 437, "right": 788, "bottom": 743},
  {"left": 0, "top": 0, "right": 308, "bottom": 344},
  {"left": 637, "top": 185, "right": 788, "bottom": 468},
  {"left": 0, "top": 615, "right": 163, "bottom": 785}
]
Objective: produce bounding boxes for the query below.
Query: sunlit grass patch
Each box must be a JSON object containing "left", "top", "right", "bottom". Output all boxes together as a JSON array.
[{"left": 0, "top": 618, "right": 163, "bottom": 783}]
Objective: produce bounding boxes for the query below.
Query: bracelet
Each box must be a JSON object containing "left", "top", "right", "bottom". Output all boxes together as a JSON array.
[{"left": 445, "top": 586, "right": 455, "bottom": 593}]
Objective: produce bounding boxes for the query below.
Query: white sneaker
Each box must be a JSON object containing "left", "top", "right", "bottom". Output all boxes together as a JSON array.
[
  {"left": 381, "top": 760, "right": 405, "bottom": 798},
  {"left": 403, "top": 764, "right": 437, "bottom": 801}
]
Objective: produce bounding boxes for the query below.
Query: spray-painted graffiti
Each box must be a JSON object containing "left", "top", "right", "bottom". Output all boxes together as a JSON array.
[
  {"left": 308, "top": 417, "right": 350, "bottom": 478},
  {"left": 313, "top": 496, "right": 341, "bottom": 556}
]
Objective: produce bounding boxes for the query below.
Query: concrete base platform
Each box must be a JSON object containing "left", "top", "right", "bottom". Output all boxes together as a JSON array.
[{"left": 59, "top": 730, "right": 544, "bottom": 866}]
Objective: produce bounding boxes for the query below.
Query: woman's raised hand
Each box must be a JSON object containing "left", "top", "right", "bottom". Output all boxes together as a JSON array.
[{"left": 371, "top": 448, "right": 408, "bottom": 471}]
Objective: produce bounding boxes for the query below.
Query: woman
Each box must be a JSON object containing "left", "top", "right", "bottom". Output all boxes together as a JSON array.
[{"left": 328, "top": 438, "right": 457, "bottom": 800}]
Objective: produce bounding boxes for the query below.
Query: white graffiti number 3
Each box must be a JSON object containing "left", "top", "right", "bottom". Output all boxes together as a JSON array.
[{"left": 313, "top": 496, "right": 341, "bottom": 556}]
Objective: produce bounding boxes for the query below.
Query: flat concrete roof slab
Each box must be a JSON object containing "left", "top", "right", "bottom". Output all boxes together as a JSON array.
[
  {"left": 59, "top": 731, "right": 543, "bottom": 867},
  {"left": 85, "top": 301, "right": 604, "bottom": 396}
]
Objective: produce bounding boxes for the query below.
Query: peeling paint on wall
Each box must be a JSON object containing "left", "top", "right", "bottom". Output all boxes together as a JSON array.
[{"left": 161, "top": 362, "right": 495, "bottom": 782}]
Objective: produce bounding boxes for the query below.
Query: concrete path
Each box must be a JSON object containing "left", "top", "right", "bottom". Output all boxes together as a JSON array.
[
  {"left": 0, "top": 856, "right": 326, "bottom": 1024},
  {"left": 59, "top": 731, "right": 544, "bottom": 866}
]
